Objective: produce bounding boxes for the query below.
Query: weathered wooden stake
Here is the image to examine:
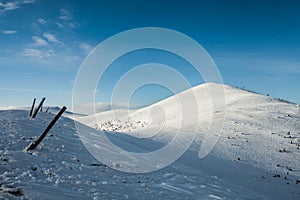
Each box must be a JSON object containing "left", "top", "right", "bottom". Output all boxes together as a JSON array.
[
  {"left": 29, "top": 98, "right": 36, "bottom": 117},
  {"left": 25, "top": 106, "right": 67, "bottom": 151},
  {"left": 31, "top": 97, "right": 45, "bottom": 119}
]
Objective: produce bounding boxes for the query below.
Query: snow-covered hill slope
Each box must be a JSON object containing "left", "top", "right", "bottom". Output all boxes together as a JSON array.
[
  {"left": 75, "top": 82, "right": 300, "bottom": 199},
  {"left": 1, "top": 83, "right": 300, "bottom": 199},
  {"left": 0, "top": 110, "right": 271, "bottom": 200}
]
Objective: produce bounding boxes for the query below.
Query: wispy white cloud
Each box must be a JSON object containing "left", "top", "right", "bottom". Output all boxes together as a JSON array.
[
  {"left": 2, "top": 30, "right": 18, "bottom": 34},
  {"left": 23, "top": 31, "right": 78, "bottom": 62},
  {"left": 56, "top": 8, "right": 79, "bottom": 30},
  {"left": 21, "top": 48, "right": 56, "bottom": 59},
  {"left": 59, "top": 8, "right": 72, "bottom": 21},
  {"left": 37, "top": 18, "right": 47, "bottom": 25},
  {"left": 0, "top": 0, "right": 35, "bottom": 13},
  {"left": 43, "top": 32, "right": 61, "bottom": 44},
  {"left": 55, "top": 22, "right": 64, "bottom": 28},
  {"left": 79, "top": 42, "right": 93, "bottom": 54},
  {"left": 68, "top": 22, "right": 78, "bottom": 29},
  {"left": 32, "top": 36, "right": 48, "bottom": 46},
  {"left": 0, "top": 1, "right": 19, "bottom": 12},
  {"left": 22, "top": 0, "right": 35, "bottom": 3},
  {"left": 56, "top": 21, "right": 79, "bottom": 30}
]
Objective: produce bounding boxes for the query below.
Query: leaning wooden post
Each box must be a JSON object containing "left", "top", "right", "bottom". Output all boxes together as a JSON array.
[
  {"left": 29, "top": 98, "right": 36, "bottom": 117},
  {"left": 31, "top": 97, "right": 46, "bottom": 119},
  {"left": 25, "top": 106, "right": 67, "bottom": 151}
]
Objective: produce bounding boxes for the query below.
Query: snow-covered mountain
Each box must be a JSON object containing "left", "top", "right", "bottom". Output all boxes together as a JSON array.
[{"left": 1, "top": 83, "right": 300, "bottom": 199}]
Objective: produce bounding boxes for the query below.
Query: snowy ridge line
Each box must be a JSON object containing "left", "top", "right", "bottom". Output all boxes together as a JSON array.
[
  {"left": 233, "top": 85, "right": 298, "bottom": 105},
  {"left": 0, "top": 105, "right": 86, "bottom": 119}
]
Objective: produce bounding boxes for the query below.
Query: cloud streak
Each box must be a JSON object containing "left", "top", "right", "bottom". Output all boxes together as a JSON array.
[
  {"left": 32, "top": 36, "right": 48, "bottom": 46},
  {"left": 23, "top": 33, "right": 65, "bottom": 60},
  {"left": 0, "top": 0, "right": 35, "bottom": 13},
  {"left": 56, "top": 8, "right": 79, "bottom": 30},
  {"left": 21, "top": 48, "right": 56, "bottom": 59},
  {"left": 79, "top": 42, "right": 93, "bottom": 54},
  {"left": 59, "top": 8, "right": 72, "bottom": 21},
  {"left": 1, "top": 30, "right": 18, "bottom": 34},
  {"left": 22, "top": 0, "right": 35, "bottom": 3},
  {"left": 43, "top": 33, "right": 61, "bottom": 44},
  {"left": 0, "top": 1, "right": 19, "bottom": 12},
  {"left": 37, "top": 18, "right": 47, "bottom": 25}
]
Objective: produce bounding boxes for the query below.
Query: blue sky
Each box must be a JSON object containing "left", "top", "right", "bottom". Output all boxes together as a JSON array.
[{"left": 1, "top": 0, "right": 300, "bottom": 109}]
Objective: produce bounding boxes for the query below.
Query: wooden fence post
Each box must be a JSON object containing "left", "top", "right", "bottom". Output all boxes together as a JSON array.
[
  {"left": 25, "top": 106, "right": 67, "bottom": 151},
  {"left": 29, "top": 98, "right": 36, "bottom": 117},
  {"left": 31, "top": 97, "right": 45, "bottom": 119}
]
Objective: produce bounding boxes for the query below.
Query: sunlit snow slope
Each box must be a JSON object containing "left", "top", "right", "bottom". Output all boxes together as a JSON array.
[
  {"left": 1, "top": 83, "right": 300, "bottom": 199},
  {"left": 76, "top": 82, "right": 300, "bottom": 199}
]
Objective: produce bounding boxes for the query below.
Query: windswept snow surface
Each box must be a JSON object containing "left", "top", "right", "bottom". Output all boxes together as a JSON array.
[{"left": 1, "top": 83, "right": 300, "bottom": 199}]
